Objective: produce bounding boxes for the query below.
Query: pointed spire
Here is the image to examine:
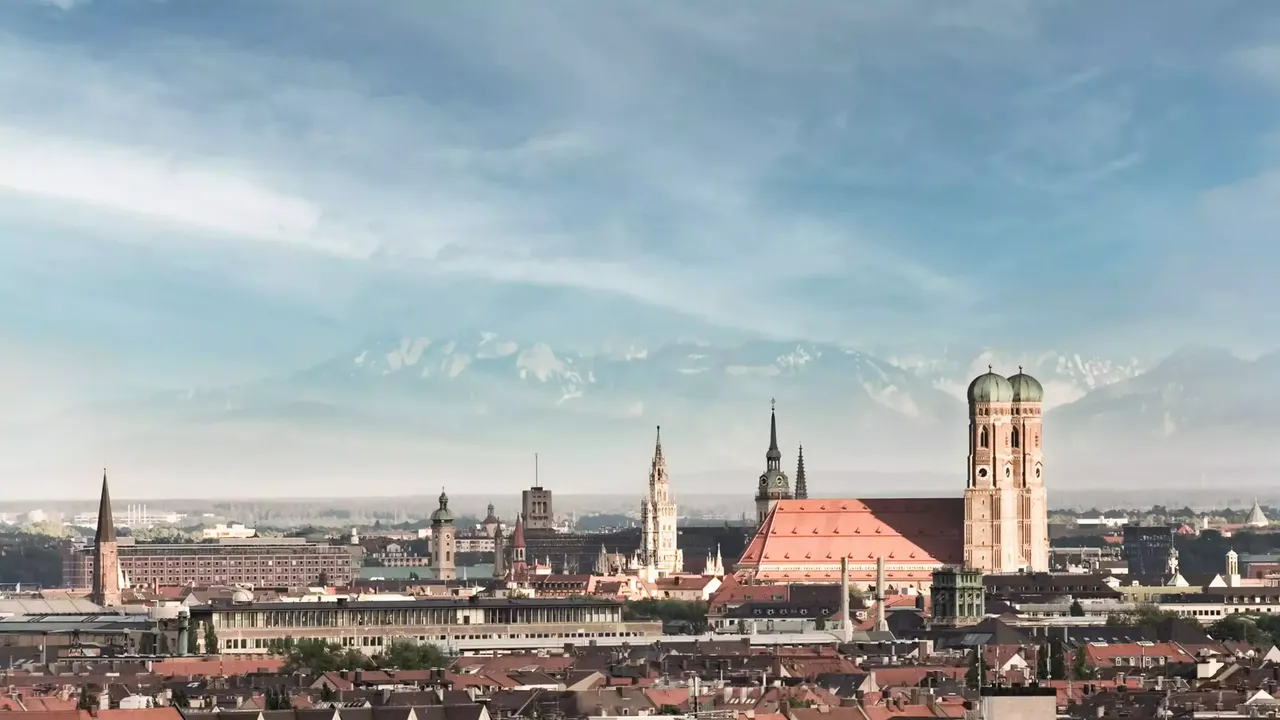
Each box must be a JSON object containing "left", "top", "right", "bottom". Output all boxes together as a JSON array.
[
  {"left": 766, "top": 399, "right": 781, "bottom": 465},
  {"left": 512, "top": 513, "right": 526, "bottom": 549},
  {"left": 795, "top": 444, "right": 808, "bottom": 500},
  {"left": 652, "top": 425, "right": 666, "bottom": 468},
  {"left": 96, "top": 469, "right": 115, "bottom": 544}
]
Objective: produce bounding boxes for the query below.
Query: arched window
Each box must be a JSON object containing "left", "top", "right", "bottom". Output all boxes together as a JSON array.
[
  {"left": 979, "top": 427, "right": 989, "bottom": 449},
  {"left": 1011, "top": 427, "right": 1021, "bottom": 449}
]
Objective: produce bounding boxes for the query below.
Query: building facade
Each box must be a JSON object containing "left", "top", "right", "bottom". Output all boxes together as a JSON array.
[
  {"left": 639, "top": 426, "right": 682, "bottom": 577},
  {"left": 930, "top": 568, "right": 985, "bottom": 626},
  {"left": 1123, "top": 525, "right": 1176, "bottom": 577},
  {"left": 522, "top": 486, "right": 553, "bottom": 531},
  {"left": 64, "top": 537, "right": 359, "bottom": 589},
  {"left": 193, "top": 597, "right": 662, "bottom": 654}
]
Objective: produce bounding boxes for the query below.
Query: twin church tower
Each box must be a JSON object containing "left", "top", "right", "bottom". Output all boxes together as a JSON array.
[{"left": 748, "top": 366, "right": 1050, "bottom": 576}]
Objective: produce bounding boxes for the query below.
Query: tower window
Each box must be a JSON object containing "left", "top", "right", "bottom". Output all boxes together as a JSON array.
[
  {"left": 1011, "top": 427, "right": 1020, "bottom": 449},
  {"left": 979, "top": 427, "right": 989, "bottom": 449}
]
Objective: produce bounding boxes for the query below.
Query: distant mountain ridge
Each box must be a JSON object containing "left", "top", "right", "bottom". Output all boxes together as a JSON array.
[{"left": 7, "top": 334, "right": 1278, "bottom": 494}]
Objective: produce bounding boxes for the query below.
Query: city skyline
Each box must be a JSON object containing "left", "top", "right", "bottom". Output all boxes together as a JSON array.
[{"left": 2, "top": 1, "right": 1279, "bottom": 493}]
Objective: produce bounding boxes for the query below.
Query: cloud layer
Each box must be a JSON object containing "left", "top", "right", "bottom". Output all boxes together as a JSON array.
[{"left": 2, "top": 0, "right": 1280, "bottom": 493}]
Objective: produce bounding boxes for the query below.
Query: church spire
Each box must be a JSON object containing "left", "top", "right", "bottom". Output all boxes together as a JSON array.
[
  {"left": 95, "top": 469, "right": 115, "bottom": 544},
  {"left": 766, "top": 399, "right": 781, "bottom": 471},
  {"left": 795, "top": 444, "right": 808, "bottom": 500},
  {"left": 652, "top": 425, "right": 665, "bottom": 469}
]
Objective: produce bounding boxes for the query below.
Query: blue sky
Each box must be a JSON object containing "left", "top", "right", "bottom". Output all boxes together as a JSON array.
[{"left": 2, "top": 0, "right": 1279, "bottom": 397}]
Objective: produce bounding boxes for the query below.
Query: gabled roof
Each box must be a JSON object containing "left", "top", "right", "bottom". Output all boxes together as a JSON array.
[
  {"left": 1247, "top": 499, "right": 1270, "bottom": 527},
  {"left": 737, "top": 498, "right": 964, "bottom": 582}
]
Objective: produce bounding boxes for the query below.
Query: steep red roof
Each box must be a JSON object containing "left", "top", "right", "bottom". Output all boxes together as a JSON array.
[
  {"left": 737, "top": 498, "right": 964, "bottom": 583},
  {"left": 512, "top": 514, "right": 526, "bottom": 548}
]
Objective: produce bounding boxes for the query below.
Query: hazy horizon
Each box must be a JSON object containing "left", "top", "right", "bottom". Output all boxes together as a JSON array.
[{"left": 3, "top": 1, "right": 1279, "bottom": 495}]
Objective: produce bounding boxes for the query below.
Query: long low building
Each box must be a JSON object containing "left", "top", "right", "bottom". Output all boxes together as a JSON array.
[
  {"left": 63, "top": 537, "right": 360, "bottom": 589},
  {"left": 189, "top": 596, "right": 663, "bottom": 654}
]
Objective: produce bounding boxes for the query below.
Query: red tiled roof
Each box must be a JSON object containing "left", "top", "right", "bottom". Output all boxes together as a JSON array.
[
  {"left": 736, "top": 498, "right": 964, "bottom": 580},
  {"left": 150, "top": 656, "right": 286, "bottom": 677}
]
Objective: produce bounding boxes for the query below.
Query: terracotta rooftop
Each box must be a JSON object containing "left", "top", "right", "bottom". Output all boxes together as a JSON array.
[{"left": 736, "top": 498, "right": 964, "bottom": 582}]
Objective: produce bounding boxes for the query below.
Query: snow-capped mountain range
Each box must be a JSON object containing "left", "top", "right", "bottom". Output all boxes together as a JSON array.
[{"left": 10, "top": 334, "right": 1279, "bottom": 494}]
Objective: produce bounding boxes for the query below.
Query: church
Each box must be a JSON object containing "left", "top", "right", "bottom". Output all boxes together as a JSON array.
[{"left": 736, "top": 367, "right": 1050, "bottom": 588}]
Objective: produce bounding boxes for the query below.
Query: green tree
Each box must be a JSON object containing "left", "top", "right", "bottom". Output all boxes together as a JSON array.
[
  {"left": 187, "top": 626, "right": 199, "bottom": 655},
  {"left": 966, "top": 648, "right": 986, "bottom": 690},
  {"left": 278, "top": 637, "right": 371, "bottom": 673},
  {"left": 171, "top": 689, "right": 190, "bottom": 709},
  {"left": 203, "top": 623, "right": 219, "bottom": 654},
  {"left": 1209, "top": 615, "right": 1268, "bottom": 646},
  {"left": 1072, "top": 647, "right": 1094, "bottom": 680},
  {"left": 372, "top": 638, "right": 449, "bottom": 670},
  {"left": 623, "top": 599, "right": 709, "bottom": 633},
  {"left": 1069, "top": 599, "right": 1086, "bottom": 617},
  {"left": 1049, "top": 639, "right": 1067, "bottom": 680},
  {"left": 1106, "top": 603, "right": 1180, "bottom": 628},
  {"left": 77, "top": 687, "right": 96, "bottom": 711}
]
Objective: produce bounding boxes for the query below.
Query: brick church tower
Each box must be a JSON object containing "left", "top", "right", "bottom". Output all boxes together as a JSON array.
[{"left": 964, "top": 367, "right": 1049, "bottom": 573}]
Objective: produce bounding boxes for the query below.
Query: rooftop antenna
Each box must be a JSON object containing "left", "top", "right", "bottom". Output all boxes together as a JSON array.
[{"left": 535, "top": 452, "right": 539, "bottom": 486}]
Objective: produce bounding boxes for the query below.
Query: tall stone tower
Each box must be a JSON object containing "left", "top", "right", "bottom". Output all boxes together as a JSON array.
[
  {"left": 430, "top": 489, "right": 457, "bottom": 581},
  {"left": 92, "top": 470, "right": 121, "bottom": 607},
  {"left": 755, "top": 401, "right": 791, "bottom": 525},
  {"left": 492, "top": 524, "right": 506, "bottom": 579},
  {"left": 964, "top": 367, "right": 1049, "bottom": 573},
  {"left": 640, "top": 426, "right": 682, "bottom": 576},
  {"left": 1008, "top": 367, "right": 1049, "bottom": 571}
]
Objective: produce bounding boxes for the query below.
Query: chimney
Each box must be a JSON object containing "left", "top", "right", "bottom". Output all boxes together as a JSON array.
[
  {"left": 875, "top": 556, "right": 888, "bottom": 633},
  {"left": 840, "top": 557, "right": 853, "bottom": 643}
]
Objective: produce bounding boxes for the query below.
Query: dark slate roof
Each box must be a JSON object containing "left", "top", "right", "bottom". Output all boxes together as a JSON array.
[{"left": 96, "top": 471, "right": 115, "bottom": 543}]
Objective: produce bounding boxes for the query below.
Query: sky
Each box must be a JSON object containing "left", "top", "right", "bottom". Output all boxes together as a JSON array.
[{"left": 1, "top": 0, "right": 1280, "bottom": 496}]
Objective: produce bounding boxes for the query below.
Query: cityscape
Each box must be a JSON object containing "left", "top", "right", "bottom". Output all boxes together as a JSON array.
[{"left": 2, "top": 2, "right": 1280, "bottom": 720}]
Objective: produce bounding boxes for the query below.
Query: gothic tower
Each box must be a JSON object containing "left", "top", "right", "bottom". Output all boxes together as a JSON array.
[
  {"left": 1008, "top": 367, "right": 1049, "bottom": 571},
  {"left": 430, "top": 489, "right": 457, "bottom": 581},
  {"left": 755, "top": 400, "right": 791, "bottom": 525},
  {"left": 794, "top": 444, "right": 808, "bottom": 500},
  {"left": 640, "top": 426, "right": 682, "bottom": 576},
  {"left": 92, "top": 470, "right": 121, "bottom": 607},
  {"left": 509, "top": 513, "right": 528, "bottom": 581},
  {"left": 963, "top": 368, "right": 1019, "bottom": 573},
  {"left": 492, "top": 524, "right": 506, "bottom": 579}
]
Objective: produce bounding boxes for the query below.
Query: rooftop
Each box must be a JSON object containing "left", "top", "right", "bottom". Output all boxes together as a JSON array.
[
  {"left": 737, "top": 498, "right": 964, "bottom": 582},
  {"left": 194, "top": 596, "right": 624, "bottom": 611}
]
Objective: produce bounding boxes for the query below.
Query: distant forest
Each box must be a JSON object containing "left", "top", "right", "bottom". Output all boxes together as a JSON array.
[{"left": 0, "top": 531, "right": 66, "bottom": 586}]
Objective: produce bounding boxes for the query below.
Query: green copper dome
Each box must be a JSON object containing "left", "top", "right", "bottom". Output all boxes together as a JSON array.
[
  {"left": 1007, "top": 369, "right": 1044, "bottom": 403},
  {"left": 967, "top": 369, "right": 1014, "bottom": 403},
  {"left": 430, "top": 489, "right": 455, "bottom": 524}
]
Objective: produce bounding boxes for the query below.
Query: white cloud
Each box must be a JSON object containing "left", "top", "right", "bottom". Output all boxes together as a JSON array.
[
  {"left": 0, "top": 126, "right": 352, "bottom": 253},
  {"left": 1233, "top": 45, "right": 1280, "bottom": 87}
]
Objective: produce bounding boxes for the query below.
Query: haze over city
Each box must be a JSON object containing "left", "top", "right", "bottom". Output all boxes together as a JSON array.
[{"left": 2, "top": 0, "right": 1279, "bottom": 497}]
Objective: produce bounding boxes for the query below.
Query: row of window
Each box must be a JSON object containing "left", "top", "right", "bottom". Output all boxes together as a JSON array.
[{"left": 217, "top": 629, "right": 652, "bottom": 653}]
